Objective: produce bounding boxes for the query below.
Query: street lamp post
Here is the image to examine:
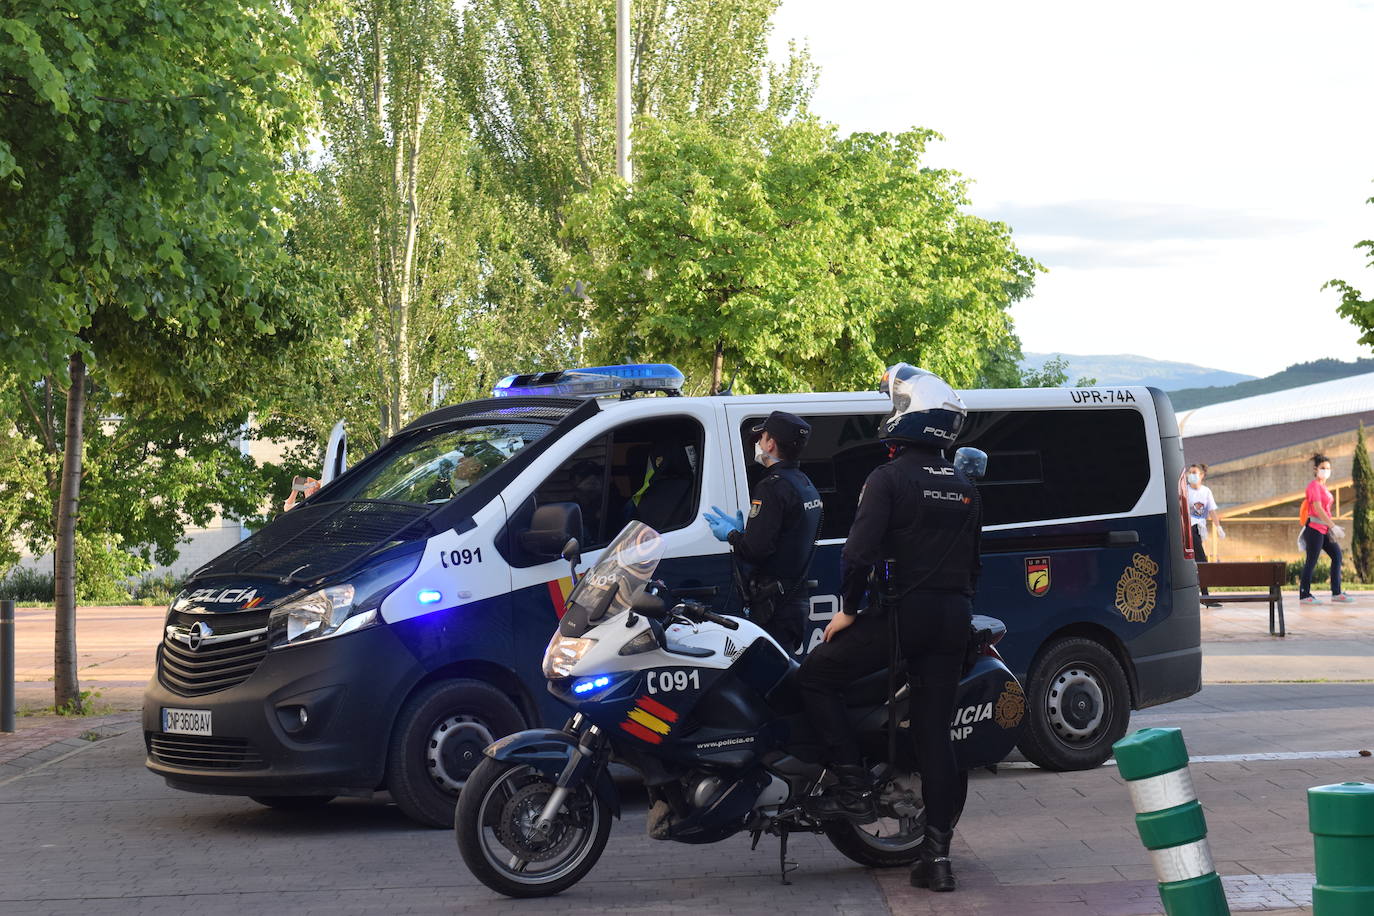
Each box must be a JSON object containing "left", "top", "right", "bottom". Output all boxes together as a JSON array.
[{"left": 615, "top": 0, "right": 632, "bottom": 182}]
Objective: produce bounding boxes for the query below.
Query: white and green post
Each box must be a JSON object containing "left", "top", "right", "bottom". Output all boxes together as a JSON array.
[{"left": 1113, "top": 727, "right": 1231, "bottom": 916}]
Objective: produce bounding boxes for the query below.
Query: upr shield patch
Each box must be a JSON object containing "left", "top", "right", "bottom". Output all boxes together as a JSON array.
[
  {"left": 749, "top": 499, "right": 762, "bottom": 519},
  {"left": 1025, "top": 556, "right": 1050, "bottom": 597}
]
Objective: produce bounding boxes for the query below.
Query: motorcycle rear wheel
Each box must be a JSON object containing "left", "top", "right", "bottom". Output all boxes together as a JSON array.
[{"left": 455, "top": 758, "right": 611, "bottom": 898}]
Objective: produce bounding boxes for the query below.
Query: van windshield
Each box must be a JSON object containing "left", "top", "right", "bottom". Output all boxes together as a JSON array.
[{"left": 342, "top": 422, "right": 549, "bottom": 505}]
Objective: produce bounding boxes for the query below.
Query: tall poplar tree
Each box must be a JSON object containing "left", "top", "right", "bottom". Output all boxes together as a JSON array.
[{"left": 1353, "top": 422, "right": 1373, "bottom": 582}]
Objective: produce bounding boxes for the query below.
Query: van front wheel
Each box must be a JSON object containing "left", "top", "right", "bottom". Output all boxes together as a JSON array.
[
  {"left": 1016, "top": 637, "right": 1130, "bottom": 771},
  {"left": 386, "top": 679, "right": 526, "bottom": 828}
]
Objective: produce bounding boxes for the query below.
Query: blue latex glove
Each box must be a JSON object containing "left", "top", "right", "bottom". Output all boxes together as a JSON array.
[{"left": 703, "top": 505, "right": 744, "bottom": 542}]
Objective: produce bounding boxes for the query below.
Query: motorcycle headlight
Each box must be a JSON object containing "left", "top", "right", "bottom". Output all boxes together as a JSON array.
[
  {"left": 543, "top": 634, "right": 597, "bottom": 678},
  {"left": 269, "top": 549, "right": 421, "bottom": 649}
]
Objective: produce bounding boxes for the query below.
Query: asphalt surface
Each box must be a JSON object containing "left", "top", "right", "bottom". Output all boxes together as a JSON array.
[{"left": 4, "top": 683, "right": 1369, "bottom": 915}]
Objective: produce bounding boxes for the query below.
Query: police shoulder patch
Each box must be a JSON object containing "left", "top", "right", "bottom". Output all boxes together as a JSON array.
[{"left": 749, "top": 499, "right": 762, "bottom": 518}]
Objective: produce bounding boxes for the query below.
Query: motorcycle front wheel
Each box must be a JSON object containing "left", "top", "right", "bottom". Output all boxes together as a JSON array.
[{"left": 455, "top": 758, "right": 612, "bottom": 898}]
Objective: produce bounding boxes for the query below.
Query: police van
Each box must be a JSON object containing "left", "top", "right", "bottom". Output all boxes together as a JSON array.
[{"left": 142, "top": 364, "right": 1201, "bottom": 826}]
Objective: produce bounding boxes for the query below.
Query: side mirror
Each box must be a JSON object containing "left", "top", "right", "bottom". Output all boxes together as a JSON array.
[
  {"left": 517, "top": 502, "right": 584, "bottom": 561},
  {"left": 954, "top": 447, "right": 988, "bottom": 481},
  {"left": 561, "top": 537, "right": 581, "bottom": 567}
]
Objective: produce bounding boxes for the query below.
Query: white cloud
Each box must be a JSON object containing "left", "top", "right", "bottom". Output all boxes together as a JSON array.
[{"left": 770, "top": 0, "right": 1374, "bottom": 376}]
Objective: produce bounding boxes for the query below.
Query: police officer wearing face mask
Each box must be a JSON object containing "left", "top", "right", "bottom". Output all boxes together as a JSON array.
[
  {"left": 796, "top": 364, "right": 981, "bottom": 894},
  {"left": 702, "top": 411, "right": 822, "bottom": 654}
]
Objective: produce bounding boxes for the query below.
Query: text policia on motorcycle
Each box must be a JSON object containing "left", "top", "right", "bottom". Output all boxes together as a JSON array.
[
  {"left": 703, "top": 410, "right": 823, "bottom": 655},
  {"left": 797, "top": 364, "right": 981, "bottom": 891},
  {"left": 141, "top": 361, "right": 1202, "bottom": 885}
]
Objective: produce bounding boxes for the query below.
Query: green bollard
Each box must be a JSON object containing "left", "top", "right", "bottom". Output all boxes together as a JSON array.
[
  {"left": 1113, "top": 727, "right": 1231, "bottom": 916},
  {"left": 1308, "top": 782, "right": 1374, "bottom": 916}
]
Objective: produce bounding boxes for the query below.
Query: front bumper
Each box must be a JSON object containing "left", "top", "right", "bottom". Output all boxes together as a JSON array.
[{"left": 142, "top": 623, "right": 421, "bottom": 796}]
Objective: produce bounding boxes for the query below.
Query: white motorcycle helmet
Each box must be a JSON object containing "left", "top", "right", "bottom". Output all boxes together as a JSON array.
[{"left": 878, "top": 363, "right": 967, "bottom": 448}]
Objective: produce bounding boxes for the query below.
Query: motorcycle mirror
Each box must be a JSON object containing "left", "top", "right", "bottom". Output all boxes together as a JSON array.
[
  {"left": 954, "top": 447, "right": 988, "bottom": 481},
  {"left": 561, "top": 537, "right": 582, "bottom": 581}
]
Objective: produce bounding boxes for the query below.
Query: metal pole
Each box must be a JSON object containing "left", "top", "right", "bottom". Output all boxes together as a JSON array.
[
  {"left": 1, "top": 599, "right": 15, "bottom": 733},
  {"left": 615, "top": 0, "right": 632, "bottom": 182}
]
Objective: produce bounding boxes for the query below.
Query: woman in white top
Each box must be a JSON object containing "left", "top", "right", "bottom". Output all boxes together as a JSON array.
[{"left": 1186, "top": 464, "right": 1225, "bottom": 608}]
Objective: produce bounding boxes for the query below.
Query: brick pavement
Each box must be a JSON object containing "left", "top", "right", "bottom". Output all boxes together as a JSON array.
[{"left": 0, "top": 713, "right": 139, "bottom": 781}]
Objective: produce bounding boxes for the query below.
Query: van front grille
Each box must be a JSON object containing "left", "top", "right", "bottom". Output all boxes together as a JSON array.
[
  {"left": 147, "top": 734, "right": 264, "bottom": 770},
  {"left": 158, "top": 631, "right": 270, "bottom": 697}
]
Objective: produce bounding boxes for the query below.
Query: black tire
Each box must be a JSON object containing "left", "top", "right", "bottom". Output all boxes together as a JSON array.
[
  {"left": 455, "top": 757, "right": 612, "bottom": 898},
  {"left": 824, "top": 768, "right": 945, "bottom": 868},
  {"left": 1016, "top": 637, "right": 1131, "bottom": 771},
  {"left": 386, "top": 679, "right": 526, "bottom": 828},
  {"left": 249, "top": 795, "right": 335, "bottom": 810}
]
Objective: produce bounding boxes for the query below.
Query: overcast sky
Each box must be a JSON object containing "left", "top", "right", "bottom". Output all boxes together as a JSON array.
[{"left": 769, "top": 0, "right": 1374, "bottom": 377}]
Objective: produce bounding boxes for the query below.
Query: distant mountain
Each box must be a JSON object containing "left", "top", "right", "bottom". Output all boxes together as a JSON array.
[
  {"left": 1166, "top": 358, "right": 1374, "bottom": 411},
  {"left": 1021, "top": 352, "right": 1256, "bottom": 391}
]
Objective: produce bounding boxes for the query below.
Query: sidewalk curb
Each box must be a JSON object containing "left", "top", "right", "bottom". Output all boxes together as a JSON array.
[{"left": 0, "top": 714, "right": 139, "bottom": 786}]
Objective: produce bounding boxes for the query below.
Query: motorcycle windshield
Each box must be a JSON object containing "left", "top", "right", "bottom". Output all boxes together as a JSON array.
[{"left": 557, "top": 522, "right": 664, "bottom": 638}]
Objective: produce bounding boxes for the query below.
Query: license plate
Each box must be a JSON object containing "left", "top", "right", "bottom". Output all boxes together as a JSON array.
[{"left": 162, "top": 708, "right": 212, "bottom": 736}]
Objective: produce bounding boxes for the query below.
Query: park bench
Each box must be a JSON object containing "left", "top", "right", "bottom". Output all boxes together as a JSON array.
[{"left": 1197, "top": 560, "right": 1286, "bottom": 637}]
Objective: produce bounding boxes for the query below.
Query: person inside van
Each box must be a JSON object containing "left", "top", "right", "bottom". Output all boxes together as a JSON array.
[
  {"left": 1300, "top": 453, "right": 1352, "bottom": 605},
  {"left": 1185, "top": 464, "right": 1225, "bottom": 608},
  {"left": 796, "top": 365, "right": 979, "bottom": 894},
  {"left": 633, "top": 439, "right": 698, "bottom": 531}
]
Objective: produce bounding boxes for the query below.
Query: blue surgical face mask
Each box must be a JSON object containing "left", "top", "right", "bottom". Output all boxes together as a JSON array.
[{"left": 1187, "top": 472, "right": 1199, "bottom": 485}]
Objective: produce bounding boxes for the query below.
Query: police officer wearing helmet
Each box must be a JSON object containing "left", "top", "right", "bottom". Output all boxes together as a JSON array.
[
  {"left": 702, "top": 411, "right": 822, "bottom": 654},
  {"left": 796, "top": 364, "right": 981, "bottom": 894}
]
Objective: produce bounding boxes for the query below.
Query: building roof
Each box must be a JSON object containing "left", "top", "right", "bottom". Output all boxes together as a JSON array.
[
  {"left": 1177, "top": 371, "right": 1374, "bottom": 438},
  {"left": 1184, "top": 409, "right": 1374, "bottom": 466}
]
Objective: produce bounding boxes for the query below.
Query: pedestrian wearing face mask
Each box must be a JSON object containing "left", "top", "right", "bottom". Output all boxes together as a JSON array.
[
  {"left": 1185, "top": 464, "right": 1225, "bottom": 608},
  {"left": 702, "top": 411, "right": 823, "bottom": 653},
  {"left": 1300, "top": 453, "right": 1353, "bottom": 605}
]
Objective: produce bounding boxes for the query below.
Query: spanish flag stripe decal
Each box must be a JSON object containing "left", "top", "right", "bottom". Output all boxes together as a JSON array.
[
  {"left": 547, "top": 580, "right": 568, "bottom": 619},
  {"left": 636, "top": 695, "right": 678, "bottom": 723},
  {"left": 619, "top": 720, "right": 662, "bottom": 744},
  {"left": 627, "top": 707, "right": 671, "bottom": 735},
  {"left": 242, "top": 597, "right": 263, "bottom": 609}
]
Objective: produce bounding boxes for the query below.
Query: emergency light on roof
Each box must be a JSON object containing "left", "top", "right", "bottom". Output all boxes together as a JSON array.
[{"left": 493, "top": 364, "right": 684, "bottom": 400}]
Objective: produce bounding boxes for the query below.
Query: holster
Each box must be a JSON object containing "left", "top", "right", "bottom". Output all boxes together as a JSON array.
[{"left": 746, "top": 575, "right": 786, "bottom": 626}]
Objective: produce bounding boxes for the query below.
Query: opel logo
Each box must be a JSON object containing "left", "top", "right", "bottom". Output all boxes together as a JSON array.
[{"left": 188, "top": 621, "right": 213, "bottom": 651}]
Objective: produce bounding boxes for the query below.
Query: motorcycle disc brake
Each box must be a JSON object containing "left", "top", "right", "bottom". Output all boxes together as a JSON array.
[{"left": 495, "top": 782, "right": 583, "bottom": 863}]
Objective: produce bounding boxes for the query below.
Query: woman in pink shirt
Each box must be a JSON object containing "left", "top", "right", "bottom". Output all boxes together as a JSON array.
[{"left": 1300, "top": 453, "right": 1353, "bottom": 604}]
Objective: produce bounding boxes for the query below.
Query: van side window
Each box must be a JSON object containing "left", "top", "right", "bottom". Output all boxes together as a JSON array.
[
  {"left": 534, "top": 417, "right": 704, "bottom": 549},
  {"left": 958, "top": 408, "right": 1150, "bottom": 525},
  {"left": 738, "top": 414, "right": 886, "bottom": 540}
]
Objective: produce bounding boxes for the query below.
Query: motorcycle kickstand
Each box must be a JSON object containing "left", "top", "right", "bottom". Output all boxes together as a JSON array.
[
  {"left": 778, "top": 827, "right": 798, "bottom": 885},
  {"left": 750, "top": 828, "right": 762, "bottom": 852}
]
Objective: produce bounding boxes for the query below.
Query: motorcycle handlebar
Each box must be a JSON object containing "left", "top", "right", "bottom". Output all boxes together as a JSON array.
[
  {"left": 675, "top": 600, "right": 740, "bottom": 630},
  {"left": 671, "top": 585, "right": 720, "bottom": 599}
]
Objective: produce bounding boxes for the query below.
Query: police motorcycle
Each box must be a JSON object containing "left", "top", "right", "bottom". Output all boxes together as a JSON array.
[{"left": 454, "top": 517, "right": 1025, "bottom": 898}]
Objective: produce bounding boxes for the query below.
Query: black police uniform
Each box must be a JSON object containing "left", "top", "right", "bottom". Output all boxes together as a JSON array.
[
  {"left": 727, "top": 419, "right": 823, "bottom": 654},
  {"left": 796, "top": 444, "right": 981, "bottom": 834}
]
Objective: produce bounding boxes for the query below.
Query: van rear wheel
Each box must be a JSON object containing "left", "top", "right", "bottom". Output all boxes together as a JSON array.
[
  {"left": 386, "top": 679, "right": 526, "bottom": 828},
  {"left": 1016, "top": 637, "right": 1130, "bottom": 771}
]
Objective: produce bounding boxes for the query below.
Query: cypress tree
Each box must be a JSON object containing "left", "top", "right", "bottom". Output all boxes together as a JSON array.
[{"left": 1353, "top": 423, "right": 1374, "bottom": 582}]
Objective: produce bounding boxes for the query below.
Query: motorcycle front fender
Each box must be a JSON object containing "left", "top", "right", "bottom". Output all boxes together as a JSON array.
[{"left": 484, "top": 728, "right": 620, "bottom": 818}]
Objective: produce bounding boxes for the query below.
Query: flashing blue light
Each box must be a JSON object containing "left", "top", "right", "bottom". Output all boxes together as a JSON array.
[
  {"left": 493, "top": 364, "right": 684, "bottom": 399},
  {"left": 572, "top": 675, "right": 612, "bottom": 695},
  {"left": 417, "top": 589, "right": 442, "bottom": 604}
]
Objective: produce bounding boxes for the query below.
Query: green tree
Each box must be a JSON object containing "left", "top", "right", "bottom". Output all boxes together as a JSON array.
[
  {"left": 1353, "top": 422, "right": 1374, "bottom": 582},
  {"left": 567, "top": 118, "right": 1038, "bottom": 394},
  {"left": 0, "top": 1, "right": 334, "bottom": 710},
  {"left": 1329, "top": 185, "right": 1374, "bottom": 343}
]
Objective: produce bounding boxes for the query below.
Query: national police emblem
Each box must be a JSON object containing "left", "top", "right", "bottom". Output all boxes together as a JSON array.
[
  {"left": 1025, "top": 556, "right": 1050, "bottom": 597},
  {"left": 994, "top": 680, "right": 1025, "bottom": 730},
  {"left": 1115, "top": 552, "right": 1160, "bottom": 623}
]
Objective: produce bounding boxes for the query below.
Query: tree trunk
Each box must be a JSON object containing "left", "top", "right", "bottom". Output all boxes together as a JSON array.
[
  {"left": 53, "top": 351, "right": 86, "bottom": 713},
  {"left": 710, "top": 339, "right": 724, "bottom": 395},
  {"left": 395, "top": 98, "right": 422, "bottom": 431}
]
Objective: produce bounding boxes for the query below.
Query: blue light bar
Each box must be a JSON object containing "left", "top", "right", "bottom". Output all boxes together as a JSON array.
[
  {"left": 572, "top": 675, "right": 612, "bottom": 695},
  {"left": 493, "top": 364, "right": 684, "bottom": 399},
  {"left": 417, "top": 589, "right": 442, "bottom": 604}
]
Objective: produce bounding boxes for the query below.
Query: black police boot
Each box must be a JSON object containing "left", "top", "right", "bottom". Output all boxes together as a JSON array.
[
  {"left": 910, "top": 825, "right": 956, "bottom": 891},
  {"left": 805, "top": 765, "right": 877, "bottom": 824}
]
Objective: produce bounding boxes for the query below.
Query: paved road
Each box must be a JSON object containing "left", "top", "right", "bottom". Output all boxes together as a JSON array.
[{"left": 4, "top": 683, "right": 1368, "bottom": 915}]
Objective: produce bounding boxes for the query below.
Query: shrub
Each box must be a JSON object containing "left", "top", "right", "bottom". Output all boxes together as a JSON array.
[
  {"left": 132, "top": 571, "right": 185, "bottom": 606},
  {"left": 0, "top": 566, "right": 55, "bottom": 602}
]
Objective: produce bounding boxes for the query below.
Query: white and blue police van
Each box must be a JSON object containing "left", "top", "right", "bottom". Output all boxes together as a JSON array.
[{"left": 143, "top": 364, "right": 1202, "bottom": 826}]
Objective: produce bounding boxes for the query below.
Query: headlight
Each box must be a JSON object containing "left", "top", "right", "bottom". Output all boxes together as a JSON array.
[
  {"left": 269, "top": 549, "right": 421, "bottom": 649},
  {"left": 543, "top": 634, "right": 597, "bottom": 678}
]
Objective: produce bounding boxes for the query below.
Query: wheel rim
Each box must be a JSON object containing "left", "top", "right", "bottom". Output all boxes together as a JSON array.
[
  {"left": 852, "top": 770, "right": 925, "bottom": 852},
  {"left": 426, "top": 714, "right": 496, "bottom": 794},
  {"left": 1046, "top": 663, "right": 1108, "bottom": 745},
  {"left": 473, "top": 765, "right": 602, "bottom": 885}
]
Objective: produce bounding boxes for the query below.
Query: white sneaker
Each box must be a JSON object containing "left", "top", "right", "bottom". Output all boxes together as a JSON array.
[
  {"left": 1331, "top": 593, "right": 1355, "bottom": 604},
  {"left": 1300, "top": 596, "right": 1323, "bottom": 605}
]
